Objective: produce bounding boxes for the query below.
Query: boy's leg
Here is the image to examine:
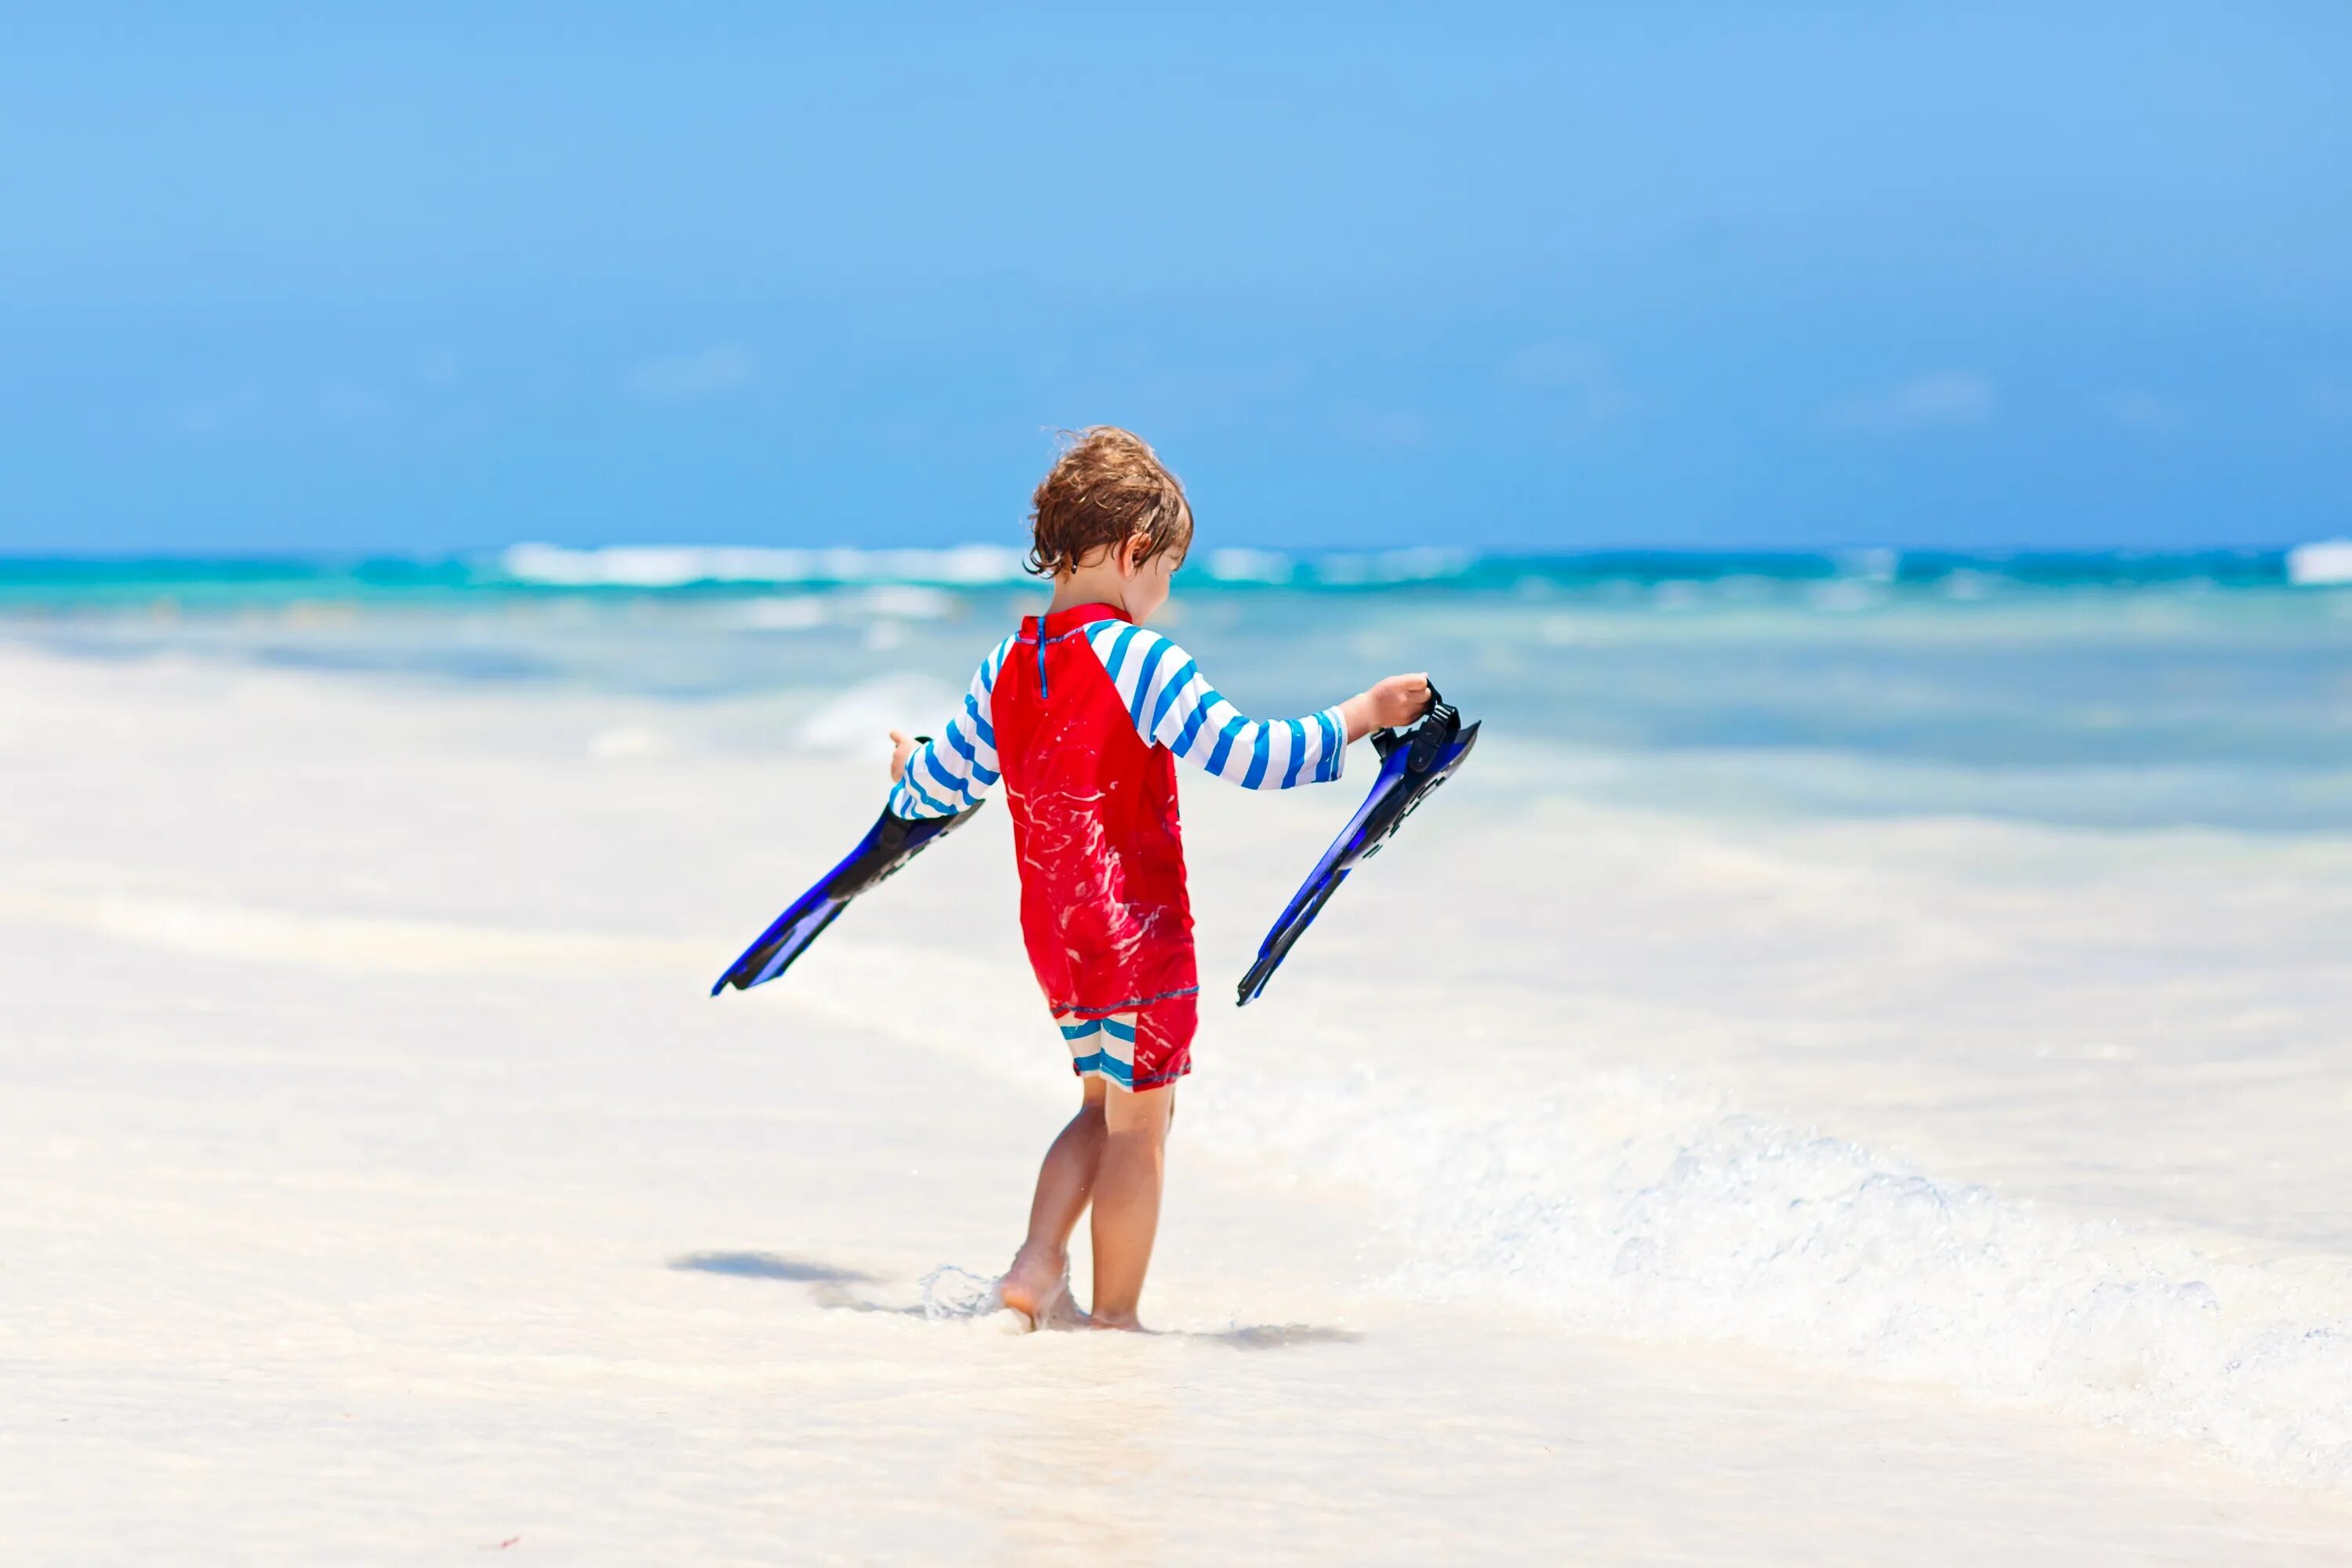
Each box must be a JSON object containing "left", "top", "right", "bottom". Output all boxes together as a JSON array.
[
  {"left": 1087, "top": 1080, "right": 1176, "bottom": 1330},
  {"left": 1000, "top": 1076, "right": 1106, "bottom": 1326}
]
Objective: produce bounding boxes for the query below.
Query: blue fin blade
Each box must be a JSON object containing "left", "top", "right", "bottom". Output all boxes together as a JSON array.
[
  {"left": 1237, "top": 716, "right": 1478, "bottom": 1005},
  {"left": 712, "top": 803, "right": 984, "bottom": 996}
]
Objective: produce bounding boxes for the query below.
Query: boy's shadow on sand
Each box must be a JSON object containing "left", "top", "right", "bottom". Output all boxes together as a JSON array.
[
  {"left": 670, "top": 1250, "right": 878, "bottom": 1286},
  {"left": 668, "top": 1250, "right": 1360, "bottom": 1349}
]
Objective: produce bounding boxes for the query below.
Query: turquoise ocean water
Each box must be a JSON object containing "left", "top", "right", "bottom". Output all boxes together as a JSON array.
[{"left": 6, "top": 543, "right": 2350, "bottom": 832}]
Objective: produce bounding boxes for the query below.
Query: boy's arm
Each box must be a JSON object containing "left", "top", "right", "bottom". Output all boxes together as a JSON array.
[
  {"left": 1088, "top": 626, "right": 1417, "bottom": 789},
  {"left": 885, "top": 636, "right": 1012, "bottom": 818}
]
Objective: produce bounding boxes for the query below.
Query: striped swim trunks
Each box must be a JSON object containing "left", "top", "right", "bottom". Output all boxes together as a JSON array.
[{"left": 1054, "top": 992, "right": 1197, "bottom": 1092}]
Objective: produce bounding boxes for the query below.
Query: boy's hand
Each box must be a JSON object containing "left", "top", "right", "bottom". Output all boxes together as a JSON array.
[
  {"left": 1340, "top": 673, "right": 1432, "bottom": 742},
  {"left": 887, "top": 729, "right": 917, "bottom": 784}
]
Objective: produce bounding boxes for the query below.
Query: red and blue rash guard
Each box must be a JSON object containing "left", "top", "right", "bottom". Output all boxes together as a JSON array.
[{"left": 887, "top": 601, "right": 1349, "bottom": 1025}]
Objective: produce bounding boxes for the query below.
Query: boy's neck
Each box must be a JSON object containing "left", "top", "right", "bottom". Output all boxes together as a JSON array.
[{"left": 1045, "top": 568, "right": 1129, "bottom": 619}]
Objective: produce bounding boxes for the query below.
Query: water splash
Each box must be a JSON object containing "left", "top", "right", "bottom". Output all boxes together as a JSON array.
[{"left": 917, "top": 1265, "right": 1004, "bottom": 1323}]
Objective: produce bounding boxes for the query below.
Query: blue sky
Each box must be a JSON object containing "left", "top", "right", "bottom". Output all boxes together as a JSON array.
[{"left": 4, "top": 3, "right": 2347, "bottom": 553}]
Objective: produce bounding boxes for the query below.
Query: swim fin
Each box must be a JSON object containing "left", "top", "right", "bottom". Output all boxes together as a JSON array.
[
  {"left": 711, "top": 782, "right": 985, "bottom": 996},
  {"left": 1236, "top": 686, "right": 1478, "bottom": 1005}
]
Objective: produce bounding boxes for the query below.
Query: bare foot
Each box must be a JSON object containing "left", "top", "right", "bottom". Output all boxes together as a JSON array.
[
  {"left": 1087, "top": 1312, "right": 1148, "bottom": 1333},
  {"left": 998, "top": 1247, "right": 1087, "bottom": 1329}
]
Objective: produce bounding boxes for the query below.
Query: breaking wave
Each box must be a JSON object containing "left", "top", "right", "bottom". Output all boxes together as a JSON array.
[
  {"left": 1197, "top": 1060, "right": 2352, "bottom": 1489},
  {"left": 2286, "top": 539, "right": 2352, "bottom": 587},
  {"left": 497, "top": 543, "right": 1029, "bottom": 588}
]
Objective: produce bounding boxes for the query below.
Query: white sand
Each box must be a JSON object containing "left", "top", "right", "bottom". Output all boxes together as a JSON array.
[{"left": 5, "top": 645, "right": 2351, "bottom": 1563}]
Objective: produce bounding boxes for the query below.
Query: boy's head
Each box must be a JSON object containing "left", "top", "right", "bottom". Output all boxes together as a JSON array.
[{"left": 1027, "top": 426, "right": 1193, "bottom": 583}]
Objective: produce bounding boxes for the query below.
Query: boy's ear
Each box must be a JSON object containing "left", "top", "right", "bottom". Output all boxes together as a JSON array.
[{"left": 1123, "top": 532, "right": 1152, "bottom": 576}]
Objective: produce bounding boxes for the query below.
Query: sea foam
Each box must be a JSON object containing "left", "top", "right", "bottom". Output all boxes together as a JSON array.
[
  {"left": 1195, "top": 1055, "right": 2352, "bottom": 1488},
  {"left": 797, "top": 937, "right": 2352, "bottom": 1489}
]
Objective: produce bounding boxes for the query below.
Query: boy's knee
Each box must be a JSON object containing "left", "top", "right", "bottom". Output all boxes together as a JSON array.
[{"left": 1102, "top": 1083, "right": 1174, "bottom": 1139}]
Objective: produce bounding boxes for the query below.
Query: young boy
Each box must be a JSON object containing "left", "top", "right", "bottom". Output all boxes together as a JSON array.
[{"left": 884, "top": 427, "right": 1430, "bottom": 1330}]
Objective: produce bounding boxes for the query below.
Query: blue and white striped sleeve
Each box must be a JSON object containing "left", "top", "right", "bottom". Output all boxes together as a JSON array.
[
  {"left": 1084, "top": 622, "right": 1349, "bottom": 789},
  {"left": 886, "top": 634, "right": 1014, "bottom": 818}
]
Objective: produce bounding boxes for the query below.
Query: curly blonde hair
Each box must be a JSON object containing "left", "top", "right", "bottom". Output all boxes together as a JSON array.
[{"left": 1025, "top": 426, "right": 1193, "bottom": 578}]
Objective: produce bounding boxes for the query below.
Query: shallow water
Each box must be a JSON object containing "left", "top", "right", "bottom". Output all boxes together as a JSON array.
[{"left": 5, "top": 548, "right": 2352, "bottom": 1518}]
